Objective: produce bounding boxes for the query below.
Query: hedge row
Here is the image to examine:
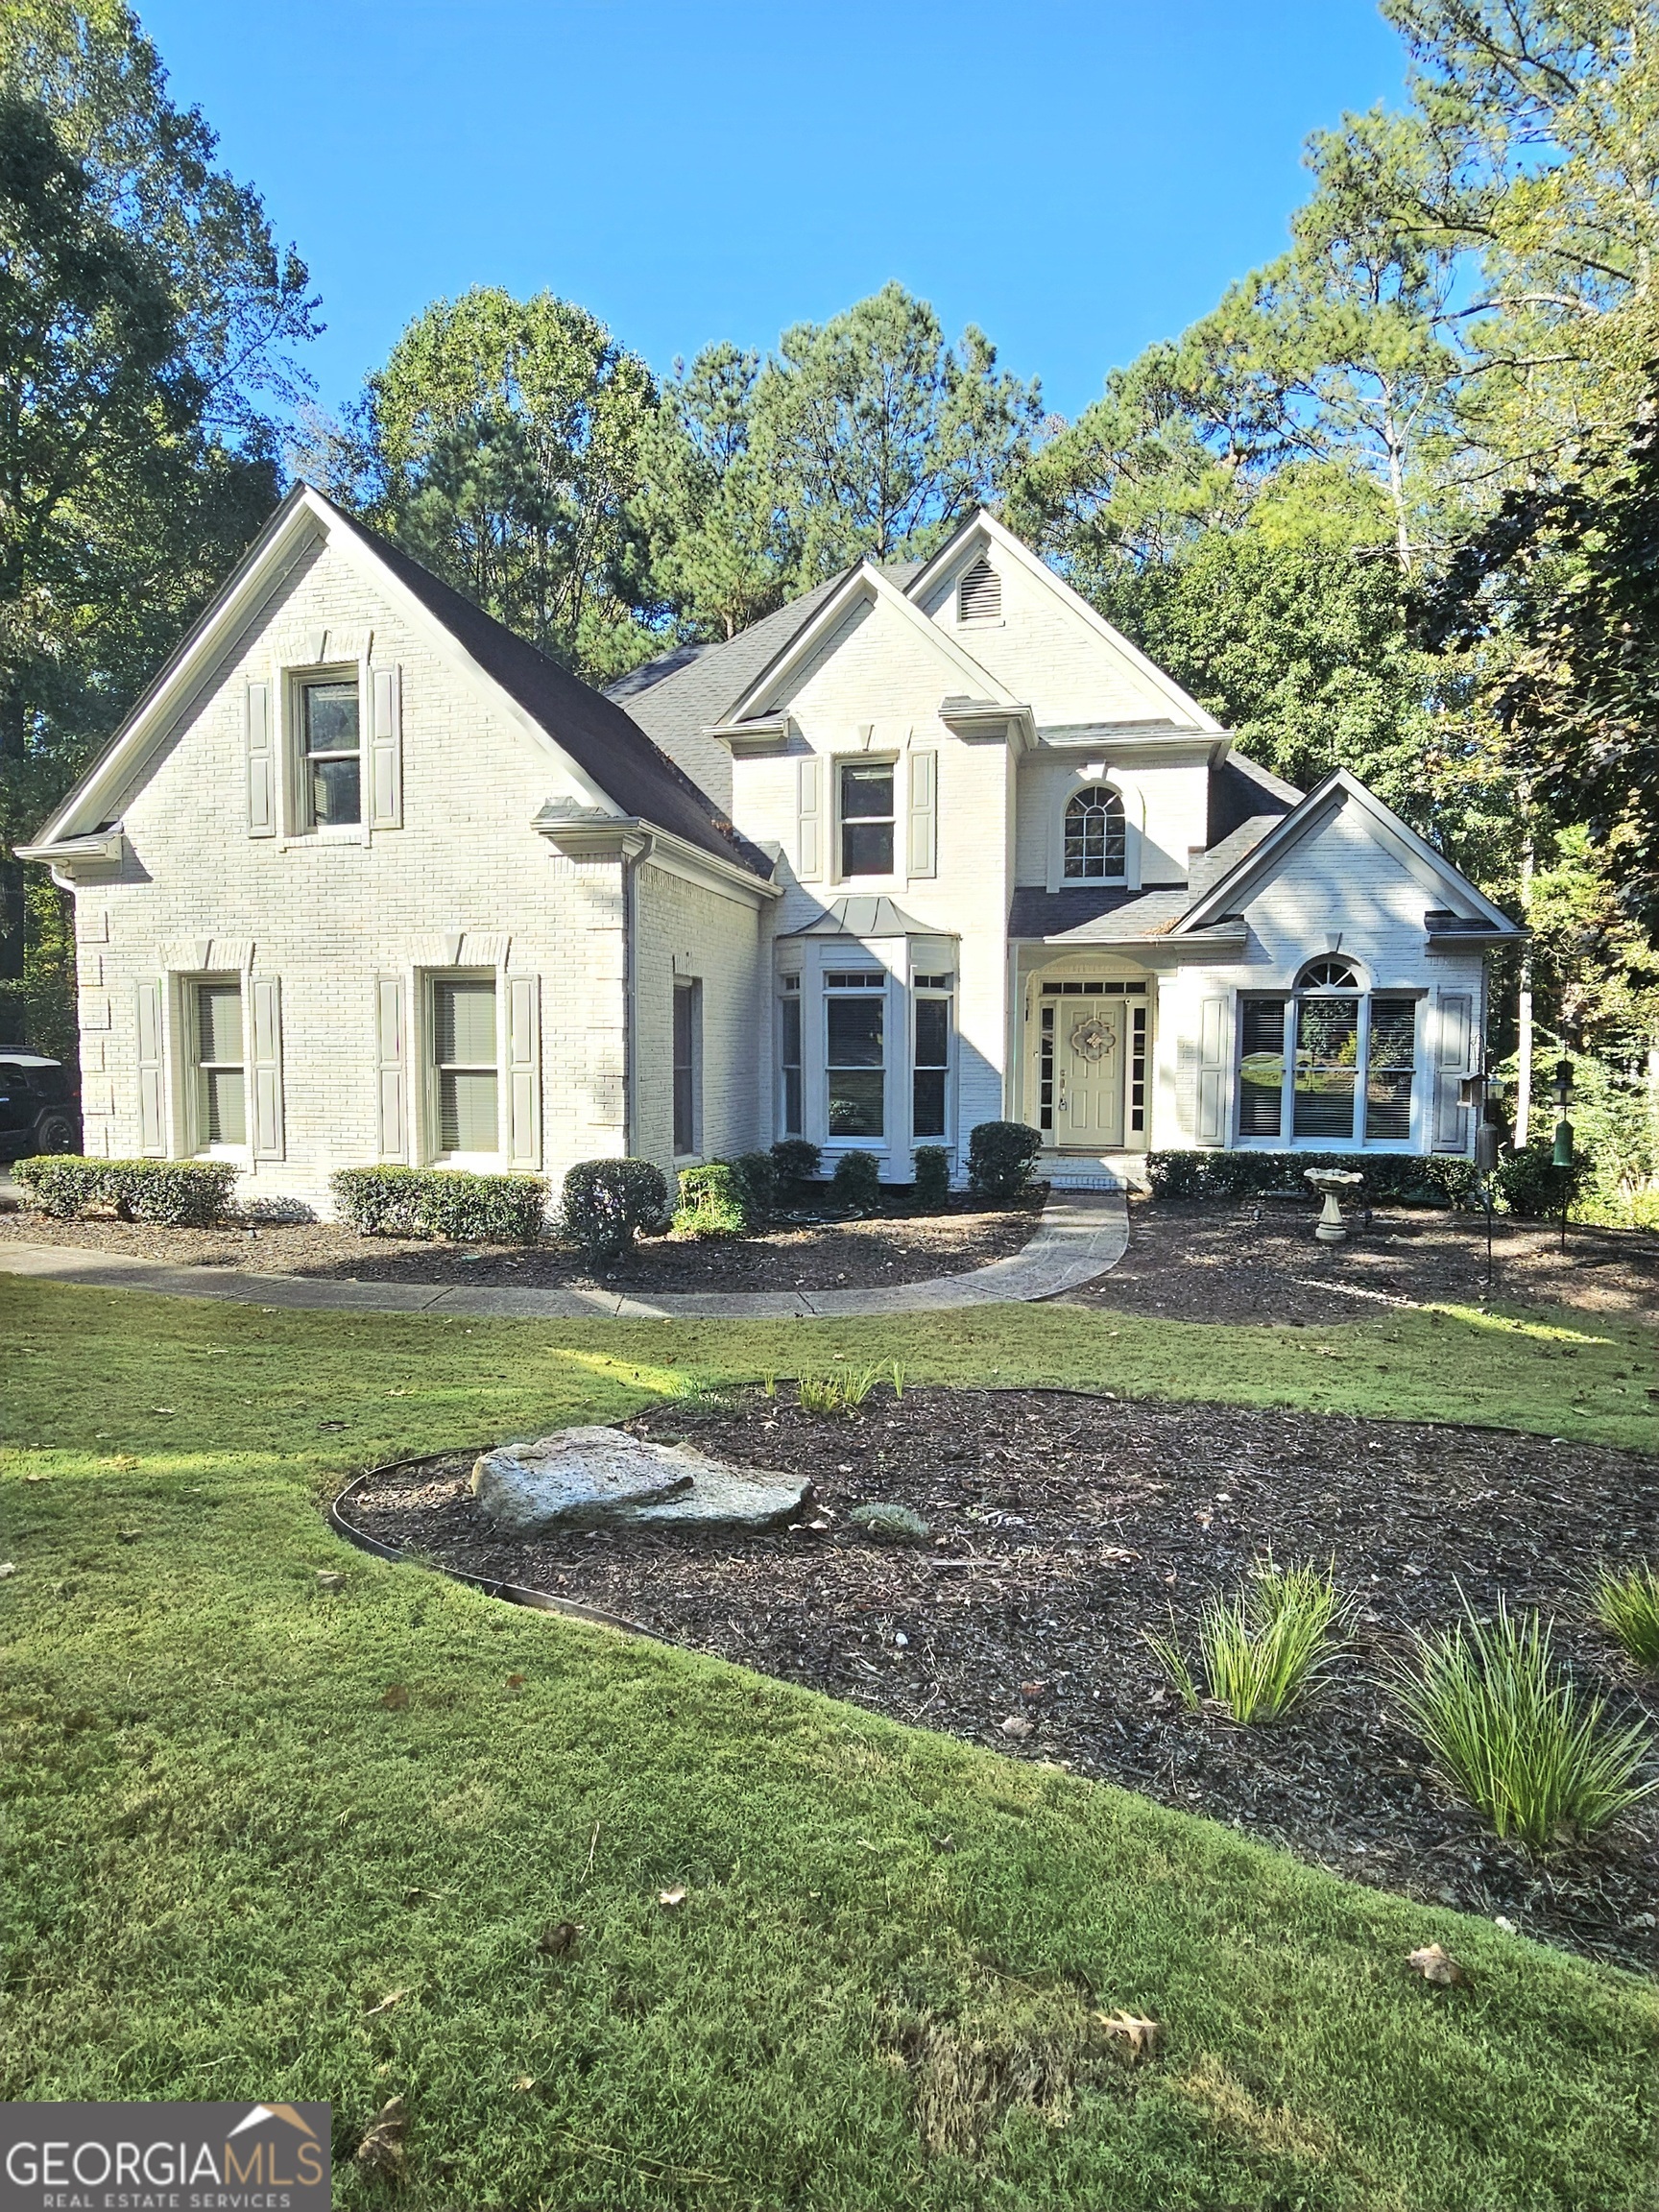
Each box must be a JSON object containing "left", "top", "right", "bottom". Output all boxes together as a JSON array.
[
  {"left": 12, "top": 1156, "right": 241, "bottom": 1226},
  {"left": 1141, "top": 1146, "right": 1600, "bottom": 1213},
  {"left": 331, "top": 1165, "right": 548, "bottom": 1243}
]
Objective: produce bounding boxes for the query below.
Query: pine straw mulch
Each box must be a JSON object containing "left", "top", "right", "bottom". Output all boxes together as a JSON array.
[
  {"left": 0, "top": 1192, "right": 1040, "bottom": 1293},
  {"left": 1061, "top": 1197, "right": 1659, "bottom": 1328},
  {"left": 339, "top": 1384, "right": 1659, "bottom": 1973}
]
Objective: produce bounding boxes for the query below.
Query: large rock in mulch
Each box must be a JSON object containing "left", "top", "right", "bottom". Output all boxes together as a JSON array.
[{"left": 470, "top": 1426, "right": 810, "bottom": 1535}]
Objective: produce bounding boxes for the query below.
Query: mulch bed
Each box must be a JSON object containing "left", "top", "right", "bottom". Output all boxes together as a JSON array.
[
  {"left": 1062, "top": 1197, "right": 1659, "bottom": 1327},
  {"left": 0, "top": 1193, "right": 1040, "bottom": 1293},
  {"left": 339, "top": 1385, "right": 1659, "bottom": 1973}
]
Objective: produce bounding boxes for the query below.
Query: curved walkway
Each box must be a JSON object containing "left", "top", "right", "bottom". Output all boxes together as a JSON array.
[{"left": 0, "top": 1189, "right": 1127, "bottom": 1321}]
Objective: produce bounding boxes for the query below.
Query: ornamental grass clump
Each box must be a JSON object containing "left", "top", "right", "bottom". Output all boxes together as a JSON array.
[
  {"left": 1587, "top": 1561, "right": 1659, "bottom": 1671},
  {"left": 848, "top": 1503, "right": 931, "bottom": 1545},
  {"left": 1391, "top": 1595, "right": 1657, "bottom": 1850},
  {"left": 1142, "top": 1559, "right": 1348, "bottom": 1725}
]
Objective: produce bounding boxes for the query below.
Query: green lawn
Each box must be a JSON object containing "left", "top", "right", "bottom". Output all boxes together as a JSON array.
[{"left": 2, "top": 1276, "right": 1656, "bottom": 2210}]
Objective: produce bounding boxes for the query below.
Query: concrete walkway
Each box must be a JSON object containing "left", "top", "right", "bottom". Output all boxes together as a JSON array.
[{"left": 0, "top": 1189, "right": 1127, "bottom": 1321}]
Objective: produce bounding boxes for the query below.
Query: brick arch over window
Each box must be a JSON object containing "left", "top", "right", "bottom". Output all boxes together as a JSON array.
[{"left": 1063, "top": 783, "right": 1126, "bottom": 881}]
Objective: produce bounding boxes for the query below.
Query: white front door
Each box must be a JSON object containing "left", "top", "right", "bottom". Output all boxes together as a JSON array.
[{"left": 1045, "top": 995, "right": 1127, "bottom": 1147}]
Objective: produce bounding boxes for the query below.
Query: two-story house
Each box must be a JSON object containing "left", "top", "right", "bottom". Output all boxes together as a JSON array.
[{"left": 19, "top": 488, "right": 1519, "bottom": 1210}]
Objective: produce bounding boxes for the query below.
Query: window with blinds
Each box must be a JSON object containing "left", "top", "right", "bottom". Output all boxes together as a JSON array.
[
  {"left": 433, "top": 976, "right": 498, "bottom": 1155},
  {"left": 195, "top": 979, "right": 246, "bottom": 1148}
]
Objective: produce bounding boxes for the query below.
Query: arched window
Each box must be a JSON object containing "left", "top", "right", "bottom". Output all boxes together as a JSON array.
[
  {"left": 1238, "top": 958, "right": 1419, "bottom": 1144},
  {"left": 1296, "top": 957, "right": 1359, "bottom": 991},
  {"left": 1063, "top": 784, "right": 1126, "bottom": 880},
  {"left": 957, "top": 557, "right": 1000, "bottom": 622}
]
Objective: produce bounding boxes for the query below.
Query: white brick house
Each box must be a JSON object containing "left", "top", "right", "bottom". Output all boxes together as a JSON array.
[{"left": 20, "top": 488, "right": 1519, "bottom": 1210}]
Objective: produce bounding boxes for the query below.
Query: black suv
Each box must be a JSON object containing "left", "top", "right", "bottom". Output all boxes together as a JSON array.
[{"left": 0, "top": 1054, "right": 79, "bottom": 1161}]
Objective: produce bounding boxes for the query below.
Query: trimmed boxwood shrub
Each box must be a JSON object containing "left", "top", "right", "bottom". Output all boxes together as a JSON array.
[
  {"left": 830, "top": 1149, "right": 881, "bottom": 1214},
  {"left": 968, "top": 1119, "right": 1044, "bottom": 1199},
  {"left": 730, "top": 1150, "right": 776, "bottom": 1227},
  {"left": 561, "top": 1157, "right": 670, "bottom": 1262},
  {"left": 912, "top": 1145, "right": 951, "bottom": 1211},
  {"left": 1145, "top": 1149, "right": 1482, "bottom": 1208},
  {"left": 770, "top": 1138, "right": 821, "bottom": 1187},
  {"left": 12, "top": 1155, "right": 240, "bottom": 1226},
  {"left": 673, "top": 1162, "right": 748, "bottom": 1238},
  {"left": 331, "top": 1165, "right": 548, "bottom": 1243}
]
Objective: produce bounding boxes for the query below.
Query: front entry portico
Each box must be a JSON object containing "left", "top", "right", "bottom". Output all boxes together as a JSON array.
[{"left": 1021, "top": 961, "right": 1151, "bottom": 1157}]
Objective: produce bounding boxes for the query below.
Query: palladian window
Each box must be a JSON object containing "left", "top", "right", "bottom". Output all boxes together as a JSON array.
[
  {"left": 1238, "top": 961, "right": 1419, "bottom": 1144},
  {"left": 1063, "top": 784, "right": 1126, "bottom": 880}
]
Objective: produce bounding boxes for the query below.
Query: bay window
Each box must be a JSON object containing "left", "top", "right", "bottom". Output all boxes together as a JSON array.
[
  {"left": 825, "top": 970, "right": 885, "bottom": 1138},
  {"left": 779, "top": 975, "right": 803, "bottom": 1135},
  {"left": 912, "top": 973, "right": 951, "bottom": 1139}
]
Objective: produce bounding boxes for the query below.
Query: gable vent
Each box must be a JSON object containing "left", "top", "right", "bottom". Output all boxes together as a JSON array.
[{"left": 957, "top": 556, "right": 1001, "bottom": 623}]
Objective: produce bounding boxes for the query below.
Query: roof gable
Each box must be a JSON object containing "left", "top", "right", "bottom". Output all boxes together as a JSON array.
[
  {"left": 906, "top": 511, "right": 1224, "bottom": 735},
  {"left": 1176, "top": 769, "right": 1519, "bottom": 935},
  {"left": 28, "top": 487, "right": 763, "bottom": 877}
]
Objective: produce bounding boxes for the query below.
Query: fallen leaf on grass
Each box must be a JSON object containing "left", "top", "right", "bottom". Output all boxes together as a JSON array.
[
  {"left": 354, "top": 2098, "right": 407, "bottom": 2176},
  {"left": 0, "top": 1563, "right": 15, "bottom": 1579},
  {"left": 315, "top": 1570, "right": 346, "bottom": 1592},
  {"left": 505, "top": 1672, "right": 525, "bottom": 1691},
  {"left": 1096, "top": 2009, "right": 1163, "bottom": 2056},
  {"left": 117, "top": 1529, "right": 141, "bottom": 1545},
  {"left": 537, "top": 1920, "right": 578, "bottom": 1956},
  {"left": 379, "top": 1685, "right": 410, "bottom": 1711},
  {"left": 363, "top": 1987, "right": 410, "bottom": 2017},
  {"left": 514, "top": 2075, "right": 538, "bottom": 2093},
  {"left": 658, "top": 1886, "right": 687, "bottom": 1909},
  {"left": 150, "top": 1407, "right": 175, "bottom": 1416},
  {"left": 1407, "top": 1943, "right": 1468, "bottom": 1987}
]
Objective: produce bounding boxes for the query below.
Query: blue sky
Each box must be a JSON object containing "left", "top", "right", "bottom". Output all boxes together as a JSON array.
[{"left": 141, "top": 0, "right": 1407, "bottom": 425}]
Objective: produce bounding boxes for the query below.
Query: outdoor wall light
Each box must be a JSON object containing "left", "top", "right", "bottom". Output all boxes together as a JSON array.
[{"left": 1552, "top": 1057, "right": 1575, "bottom": 1167}]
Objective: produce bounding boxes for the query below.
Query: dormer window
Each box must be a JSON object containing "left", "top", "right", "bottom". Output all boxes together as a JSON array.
[
  {"left": 1063, "top": 784, "right": 1126, "bottom": 880},
  {"left": 957, "top": 557, "right": 1001, "bottom": 624}
]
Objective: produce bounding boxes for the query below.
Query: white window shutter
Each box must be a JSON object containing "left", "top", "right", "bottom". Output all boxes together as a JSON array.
[
  {"left": 907, "top": 749, "right": 937, "bottom": 878},
  {"left": 796, "top": 756, "right": 823, "bottom": 881},
  {"left": 369, "top": 664, "right": 403, "bottom": 830},
  {"left": 507, "top": 974, "right": 541, "bottom": 1168},
  {"left": 1194, "top": 994, "right": 1230, "bottom": 1146},
  {"left": 136, "top": 979, "right": 165, "bottom": 1155},
  {"left": 375, "top": 976, "right": 407, "bottom": 1160},
  {"left": 246, "top": 681, "right": 276, "bottom": 836},
  {"left": 249, "top": 975, "right": 285, "bottom": 1160},
  {"left": 1432, "top": 991, "right": 1473, "bottom": 1150}
]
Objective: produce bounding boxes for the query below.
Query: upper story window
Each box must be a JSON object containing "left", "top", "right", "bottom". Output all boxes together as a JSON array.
[
  {"left": 840, "top": 760, "right": 895, "bottom": 877},
  {"left": 300, "top": 674, "right": 361, "bottom": 829},
  {"left": 1063, "top": 784, "right": 1126, "bottom": 880},
  {"left": 957, "top": 557, "right": 1001, "bottom": 623}
]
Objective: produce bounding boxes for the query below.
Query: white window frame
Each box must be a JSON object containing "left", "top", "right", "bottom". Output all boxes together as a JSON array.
[
  {"left": 1060, "top": 781, "right": 1128, "bottom": 885},
  {"left": 185, "top": 973, "right": 249, "bottom": 1160},
  {"left": 1234, "top": 967, "right": 1425, "bottom": 1150},
  {"left": 822, "top": 966, "right": 889, "bottom": 1150},
  {"left": 423, "top": 969, "right": 504, "bottom": 1168},
  {"left": 673, "top": 974, "right": 703, "bottom": 1163},
  {"left": 910, "top": 972, "right": 954, "bottom": 1146},
  {"left": 286, "top": 662, "right": 365, "bottom": 839},
  {"left": 834, "top": 756, "right": 900, "bottom": 883},
  {"left": 778, "top": 973, "right": 804, "bottom": 1139}
]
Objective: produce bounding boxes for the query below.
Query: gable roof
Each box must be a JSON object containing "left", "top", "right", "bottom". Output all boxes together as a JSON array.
[
  {"left": 1175, "top": 768, "right": 1520, "bottom": 937},
  {"left": 905, "top": 510, "right": 1226, "bottom": 735},
  {"left": 25, "top": 484, "right": 767, "bottom": 878}
]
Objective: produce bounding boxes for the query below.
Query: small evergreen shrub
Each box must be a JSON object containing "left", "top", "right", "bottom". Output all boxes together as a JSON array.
[
  {"left": 730, "top": 1150, "right": 776, "bottom": 1227},
  {"left": 968, "top": 1119, "right": 1043, "bottom": 1199},
  {"left": 912, "top": 1145, "right": 951, "bottom": 1211},
  {"left": 1491, "top": 1137, "right": 1591, "bottom": 1218},
  {"left": 848, "top": 1502, "right": 932, "bottom": 1545},
  {"left": 560, "top": 1158, "right": 670, "bottom": 1262},
  {"left": 331, "top": 1165, "right": 548, "bottom": 1243},
  {"left": 770, "top": 1138, "right": 821, "bottom": 1188},
  {"left": 13, "top": 1155, "right": 240, "bottom": 1227},
  {"left": 1145, "top": 1149, "right": 1482, "bottom": 1208},
  {"left": 830, "top": 1149, "right": 881, "bottom": 1213},
  {"left": 1391, "top": 1597, "right": 1656, "bottom": 1849},
  {"left": 1588, "top": 1562, "right": 1659, "bottom": 1671},
  {"left": 673, "top": 1161, "right": 748, "bottom": 1238}
]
